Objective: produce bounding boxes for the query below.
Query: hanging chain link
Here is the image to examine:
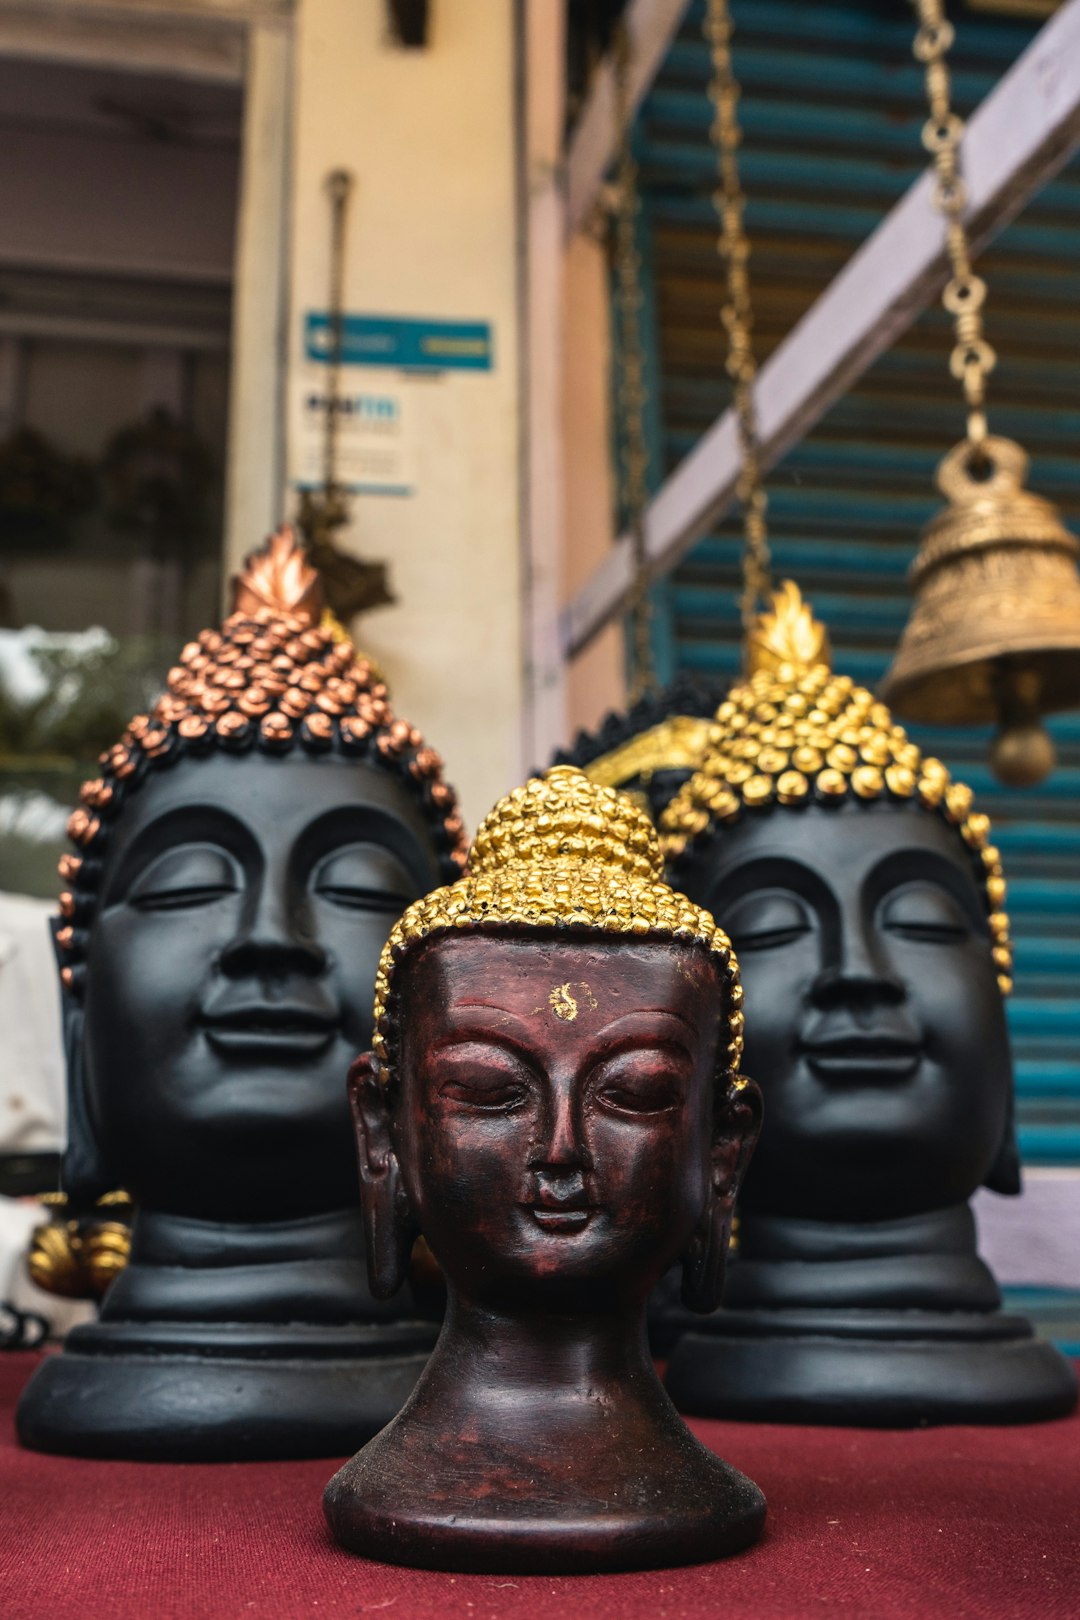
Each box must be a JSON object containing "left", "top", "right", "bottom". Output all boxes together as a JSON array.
[
  {"left": 704, "top": 0, "right": 770, "bottom": 634},
  {"left": 612, "top": 23, "right": 656, "bottom": 702},
  {"left": 913, "top": 0, "right": 995, "bottom": 450}
]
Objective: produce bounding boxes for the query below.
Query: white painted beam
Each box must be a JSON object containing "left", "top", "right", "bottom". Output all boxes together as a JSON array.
[
  {"left": 564, "top": 0, "right": 690, "bottom": 239},
  {"left": 562, "top": 0, "right": 1080, "bottom": 658}
]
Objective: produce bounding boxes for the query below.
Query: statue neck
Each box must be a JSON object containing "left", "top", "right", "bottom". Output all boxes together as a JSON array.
[
  {"left": 99, "top": 1204, "right": 399, "bottom": 1328},
  {"left": 405, "top": 1286, "right": 670, "bottom": 1447},
  {"left": 727, "top": 1202, "right": 1002, "bottom": 1313}
]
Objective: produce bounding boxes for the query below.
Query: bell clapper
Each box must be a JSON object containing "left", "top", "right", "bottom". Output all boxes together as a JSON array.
[{"left": 990, "top": 662, "right": 1055, "bottom": 788}]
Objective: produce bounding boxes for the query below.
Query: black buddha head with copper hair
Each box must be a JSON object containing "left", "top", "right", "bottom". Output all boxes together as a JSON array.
[
  {"left": 658, "top": 584, "right": 1020, "bottom": 1225},
  {"left": 55, "top": 528, "right": 467, "bottom": 1224}
]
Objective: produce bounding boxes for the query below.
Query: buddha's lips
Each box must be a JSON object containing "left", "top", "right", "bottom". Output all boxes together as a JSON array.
[
  {"left": 200, "top": 1003, "right": 338, "bottom": 1056},
  {"left": 524, "top": 1178, "right": 596, "bottom": 1232},
  {"left": 524, "top": 1205, "right": 596, "bottom": 1233},
  {"left": 800, "top": 1032, "right": 922, "bottom": 1081}
]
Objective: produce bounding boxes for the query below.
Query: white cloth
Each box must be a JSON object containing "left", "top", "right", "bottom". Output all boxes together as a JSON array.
[{"left": 0, "top": 889, "right": 65, "bottom": 1152}]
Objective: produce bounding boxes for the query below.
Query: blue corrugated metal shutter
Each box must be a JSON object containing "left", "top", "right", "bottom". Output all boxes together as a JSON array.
[{"left": 625, "top": 0, "right": 1080, "bottom": 1194}]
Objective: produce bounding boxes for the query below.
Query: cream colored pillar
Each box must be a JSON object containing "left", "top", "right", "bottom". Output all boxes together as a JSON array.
[{"left": 285, "top": 0, "right": 522, "bottom": 830}]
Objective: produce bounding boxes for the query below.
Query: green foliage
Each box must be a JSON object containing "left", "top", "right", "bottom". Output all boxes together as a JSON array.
[{"left": 0, "top": 634, "right": 170, "bottom": 768}]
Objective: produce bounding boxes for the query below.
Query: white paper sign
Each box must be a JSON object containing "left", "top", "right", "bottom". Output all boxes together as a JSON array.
[{"left": 293, "top": 382, "right": 415, "bottom": 496}]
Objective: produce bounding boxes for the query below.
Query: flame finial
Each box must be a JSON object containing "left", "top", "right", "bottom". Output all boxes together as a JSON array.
[
  {"left": 231, "top": 524, "right": 325, "bottom": 623},
  {"left": 746, "top": 580, "right": 831, "bottom": 678}
]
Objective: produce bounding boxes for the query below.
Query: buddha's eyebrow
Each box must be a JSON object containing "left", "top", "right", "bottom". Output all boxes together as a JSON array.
[{"left": 599, "top": 1008, "right": 700, "bottom": 1035}]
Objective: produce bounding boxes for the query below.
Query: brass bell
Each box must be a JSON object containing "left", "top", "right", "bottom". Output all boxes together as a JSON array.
[{"left": 881, "top": 436, "right": 1080, "bottom": 786}]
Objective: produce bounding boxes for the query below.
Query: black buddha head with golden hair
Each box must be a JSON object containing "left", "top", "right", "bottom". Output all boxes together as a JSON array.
[{"left": 658, "top": 584, "right": 1020, "bottom": 1225}]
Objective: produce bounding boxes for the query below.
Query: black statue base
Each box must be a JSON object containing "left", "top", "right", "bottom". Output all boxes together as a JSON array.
[
  {"left": 664, "top": 1206, "right": 1078, "bottom": 1428},
  {"left": 17, "top": 1208, "right": 437, "bottom": 1461}
]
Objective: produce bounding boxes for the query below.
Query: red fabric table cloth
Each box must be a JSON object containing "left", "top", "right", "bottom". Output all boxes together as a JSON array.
[{"left": 2, "top": 1352, "right": 1077, "bottom": 1620}]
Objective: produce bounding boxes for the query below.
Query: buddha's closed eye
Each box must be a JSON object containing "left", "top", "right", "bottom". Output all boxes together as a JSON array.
[
  {"left": 127, "top": 845, "right": 239, "bottom": 911},
  {"left": 722, "top": 891, "right": 813, "bottom": 952},
  {"left": 592, "top": 1054, "right": 688, "bottom": 1117},
  {"left": 312, "top": 844, "right": 415, "bottom": 914},
  {"left": 433, "top": 1045, "right": 534, "bottom": 1111},
  {"left": 879, "top": 882, "right": 972, "bottom": 942}
]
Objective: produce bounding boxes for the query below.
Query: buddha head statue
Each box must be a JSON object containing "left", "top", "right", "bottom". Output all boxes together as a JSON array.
[
  {"left": 657, "top": 582, "right": 1019, "bottom": 1226},
  {"left": 54, "top": 527, "right": 467, "bottom": 1227},
  {"left": 326, "top": 766, "right": 766, "bottom": 1570},
  {"left": 348, "top": 765, "right": 760, "bottom": 1316}
]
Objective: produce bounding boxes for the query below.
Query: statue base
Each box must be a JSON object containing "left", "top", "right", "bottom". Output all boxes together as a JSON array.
[
  {"left": 325, "top": 1300, "right": 766, "bottom": 1574},
  {"left": 17, "top": 1207, "right": 438, "bottom": 1460},
  {"left": 664, "top": 1206, "right": 1078, "bottom": 1427}
]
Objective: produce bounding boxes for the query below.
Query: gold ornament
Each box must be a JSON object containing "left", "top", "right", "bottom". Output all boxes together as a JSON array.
[
  {"left": 584, "top": 714, "right": 719, "bottom": 792},
  {"left": 881, "top": 1, "right": 1080, "bottom": 785},
  {"left": 660, "top": 583, "right": 1014, "bottom": 995},
  {"left": 881, "top": 438, "right": 1080, "bottom": 786},
  {"left": 372, "top": 765, "right": 745, "bottom": 1083},
  {"left": 27, "top": 1191, "right": 133, "bottom": 1301}
]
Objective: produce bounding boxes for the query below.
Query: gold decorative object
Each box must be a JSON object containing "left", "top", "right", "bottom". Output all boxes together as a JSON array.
[
  {"left": 660, "top": 583, "right": 1014, "bottom": 996},
  {"left": 27, "top": 1191, "right": 133, "bottom": 1301},
  {"left": 372, "top": 765, "right": 745, "bottom": 1081},
  {"left": 54, "top": 524, "right": 466, "bottom": 996},
  {"left": 584, "top": 714, "right": 719, "bottom": 791},
  {"left": 881, "top": 438, "right": 1080, "bottom": 784},
  {"left": 881, "top": 0, "right": 1080, "bottom": 785}
]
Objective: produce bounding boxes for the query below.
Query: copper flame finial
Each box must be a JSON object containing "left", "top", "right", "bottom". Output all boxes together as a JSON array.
[{"left": 231, "top": 524, "right": 325, "bottom": 624}]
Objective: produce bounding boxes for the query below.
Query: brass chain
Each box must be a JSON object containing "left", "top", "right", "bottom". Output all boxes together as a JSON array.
[
  {"left": 913, "top": 0, "right": 995, "bottom": 450},
  {"left": 704, "top": 0, "right": 770, "bottom": 634},
  {"left": 612, "top": 23, "right": 656, "bottom": 701}
]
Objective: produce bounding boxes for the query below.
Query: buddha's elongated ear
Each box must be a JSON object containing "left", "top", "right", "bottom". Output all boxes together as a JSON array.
[
  {"left": 347, "top": 1053, "right": 414, "bottom": 1299},
  {"left": 681, "top": 1077, "right": 763, "bottom": 1314},
  {"left": 984, "top": 1077, "right": 1022, "bottom": 1196},
  {"left": 52, "top": 920, "right": 113, "bottom": 1206}
]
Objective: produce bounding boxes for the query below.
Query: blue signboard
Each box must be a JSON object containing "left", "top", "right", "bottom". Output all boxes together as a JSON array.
[{"left": 305, "top": 313, "right": 493, "bottom": 372}]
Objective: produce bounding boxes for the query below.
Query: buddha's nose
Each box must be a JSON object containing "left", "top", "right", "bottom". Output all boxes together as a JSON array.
[
  {"left": 811, "top": 913, "right": 903, "bottom": 1009},
  {"left": 528, "top": 1076, "right": 593, "bottom": 1173},
  {"left": 219, "top": 875, "right": 326, "bottom": 978}
]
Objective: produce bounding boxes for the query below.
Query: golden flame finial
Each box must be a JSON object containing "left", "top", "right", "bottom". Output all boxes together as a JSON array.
[
  {"left": 371, "top": 766, "right": 744, "bottom": 1082},
  {"left": 746, "top": 580, "right": 831, "bottom": 678},
  {"left": 231, "top": 524, "right": 325, "bottom": 623}
]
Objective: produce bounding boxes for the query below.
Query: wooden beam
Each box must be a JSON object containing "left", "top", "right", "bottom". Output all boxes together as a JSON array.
[
  {"left": 0, "top": 3, "right": 246, "bottom": 80},
  {"left": 222, "top": 19, "right": 291, "bottom": 585},
  {"left": 562, "top": 0, "right": 1080, "bottom": 658},
  {"left": 0, "top": 0, "right": 289, "bottom": 25},
  {"left": 564, "top": 0, "right": 690, "bottom": 239}
]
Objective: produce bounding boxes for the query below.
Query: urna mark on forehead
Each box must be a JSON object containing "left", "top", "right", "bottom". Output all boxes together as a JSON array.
[
  {"left": 55, "top": 527, "right": 467, "bottom": 996},
  {"left": 658, "top": 583, "right": 1014, "bottom": 997}
]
